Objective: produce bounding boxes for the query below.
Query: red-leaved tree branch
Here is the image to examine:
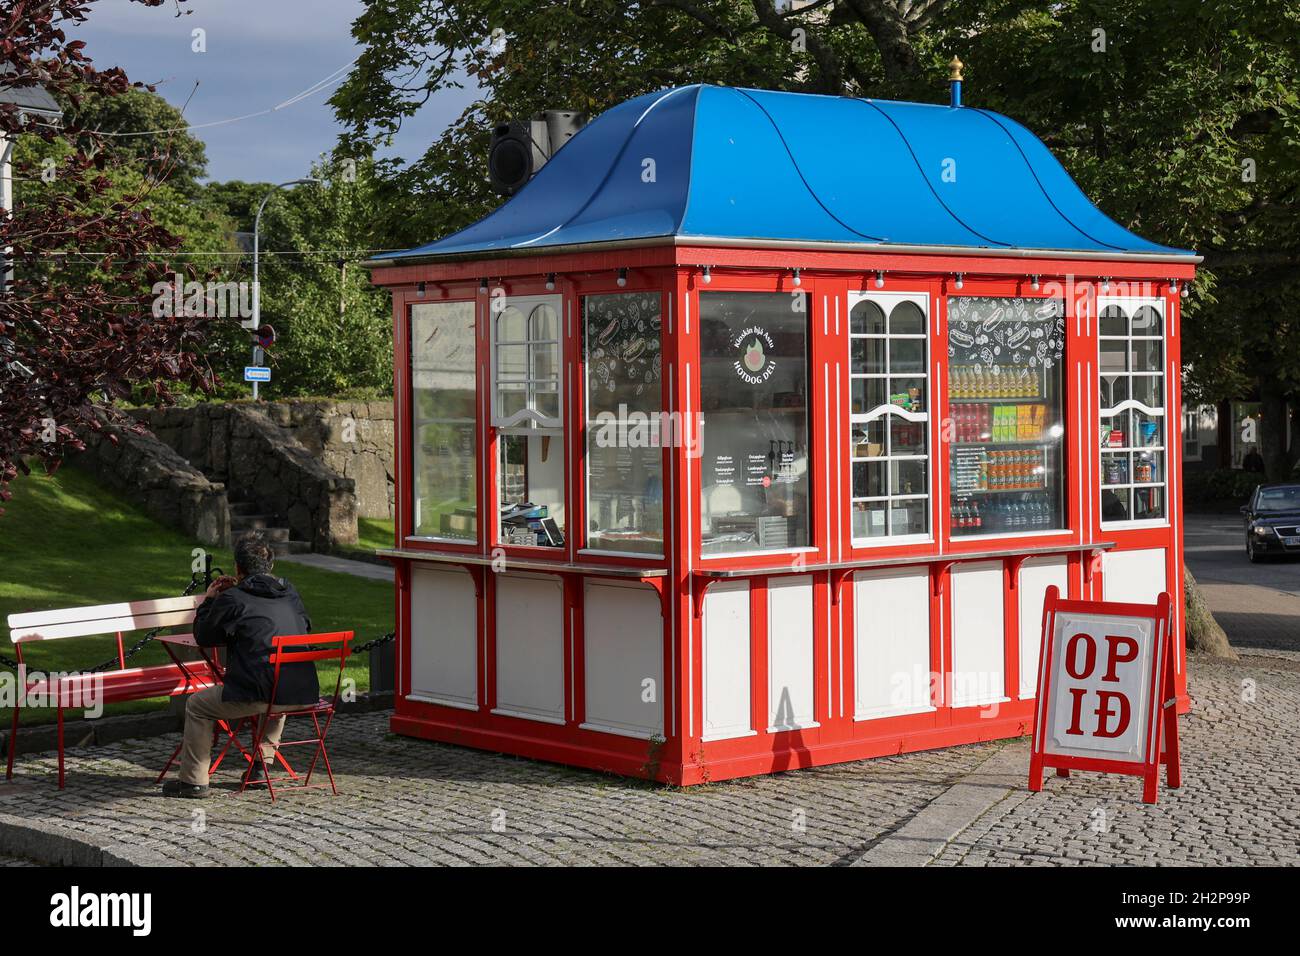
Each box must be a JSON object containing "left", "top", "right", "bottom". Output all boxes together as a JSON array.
[{"left": 0, "top": 0, "right": 211, "bottom": 509}]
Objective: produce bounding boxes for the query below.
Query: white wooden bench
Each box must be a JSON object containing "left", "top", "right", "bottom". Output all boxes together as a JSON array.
[{"left": 6, "top": 594, "right": 216, "bottom": 788}]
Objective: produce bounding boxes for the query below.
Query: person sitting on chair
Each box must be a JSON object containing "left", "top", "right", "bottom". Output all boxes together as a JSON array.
[{"left": 163, "top": 531, "right": 318, "bottom": 799}]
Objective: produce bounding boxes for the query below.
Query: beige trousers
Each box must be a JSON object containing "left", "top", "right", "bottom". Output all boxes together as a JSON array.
[{"left": 179, "top": 685, "right": 294, "bottom": 787}]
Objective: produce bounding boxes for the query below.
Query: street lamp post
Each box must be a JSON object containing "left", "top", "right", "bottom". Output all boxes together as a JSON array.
[{"left": 250, "top": 178, "right": 320, "bottom": 399}]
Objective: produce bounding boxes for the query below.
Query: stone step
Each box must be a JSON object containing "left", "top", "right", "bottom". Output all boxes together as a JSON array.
[
  {"left": 230, "top": 513, "right": 279, "bottom": 531},
  {"left": 275, "top": 539, "right": 313, "bottom": 555}
]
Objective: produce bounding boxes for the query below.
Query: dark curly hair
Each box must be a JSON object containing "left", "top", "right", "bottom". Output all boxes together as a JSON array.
[{"left": 234, "top": 531, "right": 275, "bottom": 577}]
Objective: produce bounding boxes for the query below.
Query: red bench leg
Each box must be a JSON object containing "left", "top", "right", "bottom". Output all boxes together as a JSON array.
[
  {"left": 57, "top": 705, "right": 65, "bottom": 790},
  {"left": 5, "top": 700, "right": 19, "bottom": 781}
]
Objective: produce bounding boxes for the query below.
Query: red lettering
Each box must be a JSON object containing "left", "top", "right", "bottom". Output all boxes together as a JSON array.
[
  {"left": 1065, "top": 687, "right": 1088, "bottom": 735},
  {"left": 1093, "top": 691, "right": 1131, "bottom": 738},
  {"left": 1102, "top": 635, "right": 1138, "bottom": 682},
  {"left": 1065, "top": 633, "right": 1096, "bottom": 680}
]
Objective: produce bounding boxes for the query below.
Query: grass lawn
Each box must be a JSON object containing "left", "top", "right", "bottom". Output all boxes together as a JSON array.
[
  {"left": 1, "top": 467, "right": 394, "bottom": 726},
  {"left": 355, "top": 517, "right": 396, "bottom": 554}
]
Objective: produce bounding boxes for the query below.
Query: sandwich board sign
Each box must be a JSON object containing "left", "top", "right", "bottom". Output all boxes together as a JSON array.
[{"left": 1029, "top": 586, "right": 1181, "bottom": 805}]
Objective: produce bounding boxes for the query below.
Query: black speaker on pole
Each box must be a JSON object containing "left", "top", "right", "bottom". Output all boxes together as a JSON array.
[{"left": 488, "top": 110, "right": 586, "bottom": 196}]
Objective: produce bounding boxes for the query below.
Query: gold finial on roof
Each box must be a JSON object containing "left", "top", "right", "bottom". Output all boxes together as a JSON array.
[{"left": 949, "top": 56, "right": 964, "bottom": 82}]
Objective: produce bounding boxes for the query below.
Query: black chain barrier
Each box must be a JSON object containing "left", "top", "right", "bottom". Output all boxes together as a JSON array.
[{"left": 0, "top": 557, "right": 397, "bottom": 672}]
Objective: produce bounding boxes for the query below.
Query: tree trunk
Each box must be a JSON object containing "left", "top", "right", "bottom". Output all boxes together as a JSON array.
[
  {"left": 1183, "top": 567, "right": 1237, "bottom": 660},
  {"left": 1258, "top": 376, "right": 1290, "bottom": 480}
]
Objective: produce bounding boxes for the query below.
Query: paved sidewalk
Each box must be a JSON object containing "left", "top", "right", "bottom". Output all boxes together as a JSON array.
[
  {"left": 274, "top": 552, "right": 393, "bottom": 581},
  {"left": 1, "top": 655, "right": 1295, "bottom": 866}
]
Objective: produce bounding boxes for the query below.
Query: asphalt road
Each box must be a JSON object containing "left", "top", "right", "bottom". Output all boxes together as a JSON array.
[
  {"left": 1184, "top": 512, "right": 1300, "bottom": 651},
  {"left": 1184, "top": 512, "right": 1300, "bottom": 594}
]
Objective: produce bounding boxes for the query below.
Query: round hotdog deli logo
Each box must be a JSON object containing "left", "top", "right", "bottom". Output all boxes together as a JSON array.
[{"left": 733, "top": 326, "right": 776, "bottom": 384}]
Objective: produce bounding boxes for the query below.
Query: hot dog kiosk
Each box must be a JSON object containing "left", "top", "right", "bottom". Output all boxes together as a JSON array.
[{"left": 367, "top": 75, "right": 1198, "bottom": 785}]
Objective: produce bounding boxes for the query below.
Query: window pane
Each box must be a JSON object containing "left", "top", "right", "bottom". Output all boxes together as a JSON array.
[
  {"left": 497, "top": 386, "right": 527, "bottom": 421},
  {"left": 853, "top": 460, "right": 886, "bottom": 498},
  {"left": 497, "top": 306, "right": 526, "bottom": 343},
  {"left": 851, "top": 418, "right": 885, "bottom": 456},
  {"left": 1100, "top": 339, "right": 1129, "bottom": 376},
  {"left": 1099, "top": 305, "right": 1127, "bottom": 336},
  {"left": 852, "top": 502, "right": 888, "bottom": 539},
  {"left": 530, "top": 303, "right": 559, "bottom": 340},
  {"left": 852, "top": 337, "right": 884, "bottom": 374},
  {"left": 947, "top": 297, "right": 1067, "bottom": 537},
  {"left": 1133, "top": 450, "right": 1163, "bottom": 484},
  {"left": 497, "top": 343, "right": 529, "bottom": 380},
  {"left": 851, "top": 377, "right": 885, "bottom": 415},
  {"left": 1132, "top": 338, "right": 1162, "bottom": 372},
  {"left": 1132, "top": 375, "right": 1163, "bottom": 408},
  {"left": 889, "top": 301, "right": 926, "bottom": 335},
  {"left": 890, "top": 499, "right": 927, "bottom": 535},
  {"left": 499, "top": 433, "right": 566, "bottom": 548},
  {"left": 1100, "top": 374, "right": 1129, "bottom": 408},
  {"left": 1101, "top": 487, "right": 1132, "bottom": 522},
  {"left": 1133, "top": 409, "right": 1162, "bottom": 448},
  {"left": 699, "top": 292, "right": 811, "bottom": 554},
  {"left": 889, "top": 377, "right": 926, "bottom": 412},
  {"left": 532, "top": 340, "right": 559, "bottom": 381},
  {"left": 850, "top": 300, "right": 885, "bottom": 335},
  {"left": 583, "top": 292, "right": 664, "bottom": 554},
  {"left": 891, "top": 339, "right": 925, "bottom": 373},
  {"left": 1102, "top": 452, "right": 1130, "bottom": 485},
  {"left": 1132, "top": 484, "right": 1164, "bottom": 520},
  {"left": 413, "top": 422, "right": 477, "bottom": 540},
  {"left": 890, "top": 417, "right": 925, "bottom": 456},
  {"left": 411, "top": 301, "right": 478, "bottom": 541},
  {"left": 891, "top": 459, "right": 926, "bottom": 496},
  {"left": 1132, "top": 305, "right": 1163, "bottom": 336}
]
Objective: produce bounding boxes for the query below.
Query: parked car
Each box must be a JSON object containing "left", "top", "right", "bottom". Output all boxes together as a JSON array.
[{"left": 1241, "top": 482, "right": 1300, "bottom": 562}]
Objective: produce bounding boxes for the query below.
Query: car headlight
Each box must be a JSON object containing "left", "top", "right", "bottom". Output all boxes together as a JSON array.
[{"left": 1253, "top": 525, "right": 1273, "bottom": 536}]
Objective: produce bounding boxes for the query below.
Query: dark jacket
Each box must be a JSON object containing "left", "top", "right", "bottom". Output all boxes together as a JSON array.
[{"left": 194, "top": 574, "right": 319, "bottom": 705}]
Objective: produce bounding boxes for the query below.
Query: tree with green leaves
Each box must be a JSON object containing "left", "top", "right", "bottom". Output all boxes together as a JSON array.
[
  {"left": 236, "top": 157, "right": 394, "bottom": 399},
  {"left": 334, "top": 0, "right": 1300, "bottom": 476}
]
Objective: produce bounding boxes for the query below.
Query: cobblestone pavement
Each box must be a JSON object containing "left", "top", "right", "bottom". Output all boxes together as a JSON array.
[{"left": 0, "top": 654, "right": 1295, "bottom": 866}]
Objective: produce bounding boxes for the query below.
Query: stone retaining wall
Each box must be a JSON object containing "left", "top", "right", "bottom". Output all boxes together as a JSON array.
[
  {"left": 73, "top": 415, "right": 230, "bottom": 546},
  {"left": 131, "top": 403, "right": 361, "bottom": 550}
]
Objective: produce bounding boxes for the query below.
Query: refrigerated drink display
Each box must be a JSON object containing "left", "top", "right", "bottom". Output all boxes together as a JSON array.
[{"left": 947, "top": 297, "right": 1067, "bottom": 536}]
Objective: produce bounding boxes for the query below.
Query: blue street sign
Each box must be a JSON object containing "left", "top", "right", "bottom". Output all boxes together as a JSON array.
[{"left": 244, "top": 366, "right": 272, "bottom": 382}]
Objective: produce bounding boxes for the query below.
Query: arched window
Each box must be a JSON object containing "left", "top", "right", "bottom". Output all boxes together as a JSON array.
[
  {"left": 1099, "top": 299, "right": 1167, "bottom": 523},
  {"left": 848, "top": 294, "right": 930, "bottom": 541}
]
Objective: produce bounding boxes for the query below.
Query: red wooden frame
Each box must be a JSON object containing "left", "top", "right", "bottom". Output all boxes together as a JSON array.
[
  {"left": 374, "top": 243, "right": 1194, "bottom": 785},
  {"left": 1028, "top": 587, "right": 1181, "bottom": 804}
]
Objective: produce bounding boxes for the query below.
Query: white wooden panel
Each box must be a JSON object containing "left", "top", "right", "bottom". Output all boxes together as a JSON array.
[
  {"left": 702, "top": 580, "right": 752, "bottom": 741},
  {"left": 854, "top": 566, "right": 932, "bottom": 719},
  {"left": 494, "top": 574, "right": 565, "bottom": 724},
  {"left": 767, "top": 575, "right": 816, "bottom": 731},
  {"left": 409, "top": 565, "right": 478, "bottom": 709},
  {"left": 582, "top": 582, "right": 663, "bottom": 739},
  {"left": 1017, "top": 556, "right": 1069, "bottom": 700},
  {"left": 950, "top": 561, "right": 1006, "bottom": 707},
  {"left": 1102, "top": 548, "right": 1168, "bottom": 606}
]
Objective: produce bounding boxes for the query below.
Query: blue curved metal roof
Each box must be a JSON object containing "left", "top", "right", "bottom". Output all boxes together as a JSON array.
[{"left": 378, "top": 85, "right": 1195, "bottom": 262}]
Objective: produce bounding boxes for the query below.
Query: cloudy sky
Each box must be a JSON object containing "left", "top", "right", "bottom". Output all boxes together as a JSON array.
[{"left": 72, "top": 0, "right": 477, "bottom": 183}]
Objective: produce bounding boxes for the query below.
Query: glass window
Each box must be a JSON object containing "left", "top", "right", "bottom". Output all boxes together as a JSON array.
[
  {"left": 1099, "top": 300, "right": 1166, "bottom": 523},
  {"left": 947, "top": 297, "right": 1067, "bottom": 536},
  {"left": 493, "top": 295, "right": 566, "bottom": 548},
  {"left": 411, "top": 301, "right": 478, "bottom": 541},
  {"left": 584, "top": 292, "right": 663, "bottom": 555},
  {"left": 699, "top": 291, "right": 811, "bottom": 555},
  {"left": 849, "top": 295, "right": 930, "bottom": 541}
]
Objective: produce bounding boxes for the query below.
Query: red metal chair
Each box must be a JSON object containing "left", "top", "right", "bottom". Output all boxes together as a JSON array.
[{"left": 238, "top": 631, "right": 353, "bottom": 801}]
